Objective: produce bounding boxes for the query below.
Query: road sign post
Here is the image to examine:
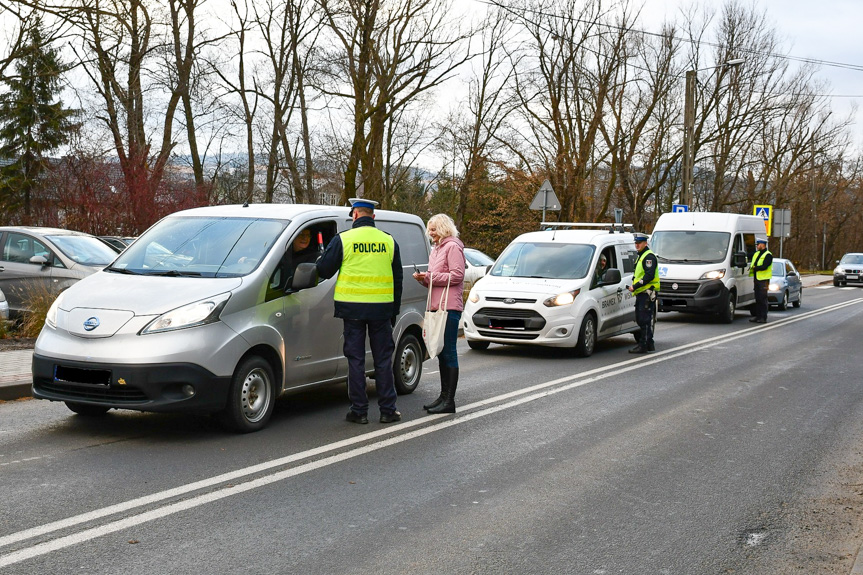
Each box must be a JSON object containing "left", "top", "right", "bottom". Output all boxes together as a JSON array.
[
  {"left": 773, "top": 208, "right": 791, "bottom": 257},
  {"left": 530, "top": 179, "right": 561, "bottom": 224}
]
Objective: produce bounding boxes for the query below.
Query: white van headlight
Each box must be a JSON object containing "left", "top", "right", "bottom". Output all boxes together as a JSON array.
[
  {"left": 45, "top": 292, "right": 65, "bottom": 329},
  {"left": 543, "top": 289, "right": 580, "bottom": 307},
  {"left": 468, "top": 287, "right": 480, "bottom": 304},
  {"left": 700, "top": 269, "right": 726, "bottom": 280},
  {"left": 141, "top": 292, "right": 231, "bottom": 335}
]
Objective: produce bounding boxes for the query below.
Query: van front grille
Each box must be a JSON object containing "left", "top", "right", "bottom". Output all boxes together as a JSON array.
[
  {"left": 659, "top": 281, "right": 699, "bottom": 295},
  {"left": 34, "top": 379, "right": 149, "bottom": 403},
  {"left": 477, "top": 330, "right": 539, "bottom": 340}
]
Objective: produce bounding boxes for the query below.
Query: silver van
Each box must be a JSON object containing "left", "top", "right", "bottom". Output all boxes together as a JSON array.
[{"left": 32, "top": 204, "right": 430, "bottom": 432}]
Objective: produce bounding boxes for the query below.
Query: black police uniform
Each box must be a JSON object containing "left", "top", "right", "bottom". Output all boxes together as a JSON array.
[{"left": 631, "top": 246, "right": 658, "bottom": 353}]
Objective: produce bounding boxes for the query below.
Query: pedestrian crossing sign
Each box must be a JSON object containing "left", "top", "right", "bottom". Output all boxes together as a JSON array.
[{"left": 754, "top": 204, "right": 772, "bottom": 236}]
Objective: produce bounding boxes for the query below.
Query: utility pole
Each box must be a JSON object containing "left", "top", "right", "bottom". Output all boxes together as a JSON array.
[{"left": 680, "top": 70, "right": 696, "bottom": 207}]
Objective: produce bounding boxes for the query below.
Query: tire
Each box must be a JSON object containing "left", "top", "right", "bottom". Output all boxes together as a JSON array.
[
  {"left": 467, "top": 339, "right": 490, "bottom": 351},
  {"left": 393, "top": 332, "right": 422, "bottom": 394},
  {"left": 719, "top": 290, "right": 736, "bottom": 324},
  {"left": 833, "top": 280, "right": 840, "bottom": 287},
  {"left": 218, "top": 356, "right": 276, "bottom": 433},
  {"left": 777, "top": 291, "right": 788, "bottom": 311},
  {"left": 574, "top": 313, "right": 597, "bottom": 358},
  {"left": 793, "top": 289, "right": 802, "bottom": 308},
  {"left": 65, "top": 402, "right": 109, "bottom": 416}
]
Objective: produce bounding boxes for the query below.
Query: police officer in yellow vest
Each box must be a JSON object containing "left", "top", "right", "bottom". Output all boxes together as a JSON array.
[
  {"left": 627, "top": 233, "right": 659, "bottom": 353},
  {"left": 316, "top": 198, "right": 403, "bottom": 424},
  {"left": 749, "top": 237, "right": 773, "bottom": 324}
]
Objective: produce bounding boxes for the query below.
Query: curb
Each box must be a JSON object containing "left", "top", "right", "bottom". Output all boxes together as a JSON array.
[{"left": 0, "top": 379, "right": 31, "bottom": 401}]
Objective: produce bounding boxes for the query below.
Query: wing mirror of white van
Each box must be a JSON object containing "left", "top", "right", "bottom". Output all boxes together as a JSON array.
[
  {"left": 291, "top": 262, "right": 319, "bottom": 290},
  {"left": 599, "top": 268, "right": 622, "bottom": 285},
  {"left": 732, "top": 252, "right": 748, "bottom": 268}
]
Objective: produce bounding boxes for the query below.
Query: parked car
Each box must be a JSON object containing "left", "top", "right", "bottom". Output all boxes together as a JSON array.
[
  {"left": 0, "top": 226, "right": 119, "bottom": 317},
  {"left": 833, "top": 253, "right": 863, "bottom": 286},
  {"left": 32, "top": 203, "right": 431, "bottom": 433},
  {"left": 0, "top": 286, "right": 9, "bottom": 322},
  {"left": 463, "top": 247, "right": 494, "bottom": 290},
  {"left": 768, "top": 258, "right": 802, "bottom": 310},
  {"left": 99, "top": 236, "right": 136, "bottom": 252}
]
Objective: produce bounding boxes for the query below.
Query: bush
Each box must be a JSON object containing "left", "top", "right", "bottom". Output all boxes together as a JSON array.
[{"left": 15, "top": 281, "right": 57, "bottom": 338}]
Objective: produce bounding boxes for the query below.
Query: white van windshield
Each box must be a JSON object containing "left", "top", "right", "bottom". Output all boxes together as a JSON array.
[
  {"left": 108, "top": 216, "right": 288, "bottom": 277},
  {"left": 490, "top": 242, "right": 594, "bottom": 279},
  {"left": 651, "top": 231, "right": 730, "bottom": 264}
]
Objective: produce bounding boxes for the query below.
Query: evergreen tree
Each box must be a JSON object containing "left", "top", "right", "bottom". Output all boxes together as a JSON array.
[{"left": 0, "top": 19, "right": 77, "bottom": 222}]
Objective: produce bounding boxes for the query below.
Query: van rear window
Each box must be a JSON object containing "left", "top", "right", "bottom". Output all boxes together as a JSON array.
[{"left": 490, "top": 242, "right": 594, "bottom": 279}]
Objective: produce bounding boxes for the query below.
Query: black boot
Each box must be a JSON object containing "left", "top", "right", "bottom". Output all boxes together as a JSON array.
[
  {"left": 428, "top": 367, "right": 458, "bottom": 414},
  {"left": 423, "top": 360, "right": 448, "bottom": 411}
]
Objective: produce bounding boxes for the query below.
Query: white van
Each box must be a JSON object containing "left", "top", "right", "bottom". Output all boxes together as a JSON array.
[
  {"left": 651, "top": 211, "right": 766, "bottom": 323},
  {"left": 462, "top": 224, "right": 643, "bottom": 356},
  {"left": 32, "top": 203, "right": 430, "bottom": 432}
]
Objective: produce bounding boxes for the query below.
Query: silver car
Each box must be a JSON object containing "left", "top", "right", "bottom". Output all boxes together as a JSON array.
[
  {"left": 0, "top": 226, "right": 118, "bottom": 318},
  {"left": 32, "top": 204, "right": 430, "bottom": 432},
  {"left": 767, "top": 258, "right": 802, "bottom": 310},
  {"left": 0, "top": 286, "right": 9, "bottom": 322},
  {"left": 834, "top": 253, "right": 863, "bottom": 286}
]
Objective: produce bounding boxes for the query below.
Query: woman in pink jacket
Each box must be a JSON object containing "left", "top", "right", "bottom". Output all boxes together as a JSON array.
[{"left": 412, "top": 213, "right": 465, "bottom": 414}]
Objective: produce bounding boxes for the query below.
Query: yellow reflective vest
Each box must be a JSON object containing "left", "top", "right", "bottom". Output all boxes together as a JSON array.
[
  {"left": 633, "top": 248, "right": 660, "bottom": 295},
  {"left": 750, "top": 249, "right": 773, "bottom": 281},
  {"left": 334, "top": 226, "right": 395, "bottom": 303}
]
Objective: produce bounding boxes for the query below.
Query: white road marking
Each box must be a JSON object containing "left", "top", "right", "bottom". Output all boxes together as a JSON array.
[{"left": 1, "top": 298, "right": 861, "bottom": 567}]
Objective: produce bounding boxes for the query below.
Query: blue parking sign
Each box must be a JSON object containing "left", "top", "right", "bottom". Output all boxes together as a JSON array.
[{"left": 672, "top": 204, "right": 689, "bottom": 213}]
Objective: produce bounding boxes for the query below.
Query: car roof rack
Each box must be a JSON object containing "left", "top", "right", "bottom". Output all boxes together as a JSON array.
[{"left": 540, "top": 222, "right": 634, "bottom": 234}]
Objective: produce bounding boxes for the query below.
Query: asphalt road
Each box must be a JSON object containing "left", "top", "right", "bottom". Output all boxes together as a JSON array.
[{"left": 1, "top": 285, "right": 863, "bottom": 574}]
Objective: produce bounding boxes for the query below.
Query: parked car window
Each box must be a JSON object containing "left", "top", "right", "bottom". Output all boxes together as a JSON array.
[
  {"left": 2, "top": 232, "right": 46, "bottom": 264},
  {"left": 47, "top": 234, "right": 117, "bottom": 266},
  {"left": 491, "top": 242, "right": 594, "bottom": 279},
  {"left": 464, "top": 248, "right": 494, "bottom": 267}
]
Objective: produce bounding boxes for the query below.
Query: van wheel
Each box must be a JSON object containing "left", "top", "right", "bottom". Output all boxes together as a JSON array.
[
  {"left": 219, "top": 356, "right": 275, "bottom": 433},
  {"left": 574, "top": 313, "right": 596, "bottom": 357},
  {"left": 719, "top": 291, "right": 736, "bottom": 324},
  {"left": 777, "top": 291, "right": 788, "bottom": 311},
  {"left": 65, "top": 402, "right": 109, "bottom": 416},
  {"left": 468, "top": 339, "right": 490, "bottom": 350},
  {"left": 393, "top": 333, "right": 422, "bottom": 394}
]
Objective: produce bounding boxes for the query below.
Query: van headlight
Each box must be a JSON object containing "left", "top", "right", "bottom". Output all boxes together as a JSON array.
[
  {"left": 468, "top": 288, "right": 480, "bottom": 304},
  {"left": 45, "top": 292, "right": 65, "bottom": 329},
  {"left": 700, "top": 269, "right": 726, "bottom": 280},
  {"left": 543, "top": 289, "right": 580, "bottom": 307},
  {"left": 141, "top": 292, "right": 231, "bottom": 335}
]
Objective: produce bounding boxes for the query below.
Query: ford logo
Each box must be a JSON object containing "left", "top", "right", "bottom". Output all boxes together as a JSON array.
[
  {"left": 671, "top": 283, "right": 679, "bottom": 291},
  {"left": 83, "top": 317, "right": 100, "bottom": 331},
  {"left": 504, "top": 298, "right": 516, "bottom": 304}
]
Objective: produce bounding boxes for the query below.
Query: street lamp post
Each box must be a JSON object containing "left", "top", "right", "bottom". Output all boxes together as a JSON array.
[{"left": 680, "top": 58, "right": 745, "bottom": 207}]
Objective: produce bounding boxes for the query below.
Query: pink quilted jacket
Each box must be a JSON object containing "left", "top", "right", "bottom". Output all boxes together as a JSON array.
[{"left": 421, "top": 236, "right": 465, "bottom": 312}]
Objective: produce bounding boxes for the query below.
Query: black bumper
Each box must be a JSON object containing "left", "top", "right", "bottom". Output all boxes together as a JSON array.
[
  {"left": 32, "top": 354, "right": 231, "bottom": 414},
  {"left": 657, "top": 279, "right": 729, "bottom": 314}
]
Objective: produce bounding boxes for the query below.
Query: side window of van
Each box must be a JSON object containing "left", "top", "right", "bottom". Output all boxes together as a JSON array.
[
  {"left": 743, "top": 233, "right": 757, "bottom": 258},
  {"left": 376, "top": 221, "right": 430, "bottom": 267},
  {"left": 620, "top": 246, "right": 636, "bottom": 274},
  {"left": 591, "top": 246, "right": 617, "bottom": 288},
  {"left": 266, "top": 221, "right": 338, "bottom": 302},
  {"left": 733, "top": 234, "right": 745, "bottom": 256}
]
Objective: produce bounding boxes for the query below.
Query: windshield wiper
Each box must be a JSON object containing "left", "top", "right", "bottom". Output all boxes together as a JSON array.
[
  {"left": 147, "top": 270, "right": 202, "bottom": 277},
  {"left": 105, "top": 266, "right": 142, "bottom": 275}
]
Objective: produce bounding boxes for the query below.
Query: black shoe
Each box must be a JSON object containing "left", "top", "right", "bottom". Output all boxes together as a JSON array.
[
  {"left": 629, "top": 346, "right": 648, "bottom": 354},
  {"left": 756, "top": 318, "right": 767, "bottom": 323},
  {"left": 380, "top": 410, "right": 401, "bottom": 424},
  {"left": 346, "top": 410, "right": 368, "bottom": 424},
  {"left": 647, "top": 342, "right": 655, "bottom": 352}
]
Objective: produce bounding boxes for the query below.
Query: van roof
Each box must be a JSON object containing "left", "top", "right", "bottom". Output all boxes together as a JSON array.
[
  {"left": 653, "top": 211, "right": 764, "bottom": 231},
  {"left": 515, "top": 228, "right": 635, "bottom": 244},
  {"left": 167, "top": 203, "right": 416, "bottom": 222}
]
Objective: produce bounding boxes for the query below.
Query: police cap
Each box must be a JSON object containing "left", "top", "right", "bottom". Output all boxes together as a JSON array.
[
  {"left": 348, "top": 197, "right": 379, "bottom": 216},
  {"left": 755, "top": 237, "right": 768, "bottom": 245},
  {"left": 633, "top": 233, "right": 649, "bottom": 243}
]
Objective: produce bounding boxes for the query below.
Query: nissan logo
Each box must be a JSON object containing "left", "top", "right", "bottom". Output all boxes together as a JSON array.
[
  {"left": 83, "top": 317, "right": 100, "bottom": 331},
  {"left": 671, "top": 283, "right": 679, "bottom": 291}
]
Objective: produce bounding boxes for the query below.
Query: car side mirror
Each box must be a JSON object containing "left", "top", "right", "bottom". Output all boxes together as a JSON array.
[
  {"left": 733, "top": 252, "right": 748, "bottom": 268},
  {"left": 290, "top": 262, "right": 319, "bottom": 291},
  {"left": 601, "top": 268, "right": 622, "bottom": 285},
  {"left": 30, "top": 255, "right": 48, "bottom": 267}
]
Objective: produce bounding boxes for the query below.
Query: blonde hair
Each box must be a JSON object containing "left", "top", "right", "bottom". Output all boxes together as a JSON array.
[{"left": 427, "top": 213, "right": 459, "bottom": 241}]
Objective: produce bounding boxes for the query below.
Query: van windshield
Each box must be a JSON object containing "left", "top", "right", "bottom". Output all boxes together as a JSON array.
[
  {"left": 108, "top": 216, "right": 288, "bottom": 277},
  {"left": 651, "top": 231, "right": 730, "bottom": 264},
  {"left": 490, "top": 242, "right": 594, "bottom": 279}
]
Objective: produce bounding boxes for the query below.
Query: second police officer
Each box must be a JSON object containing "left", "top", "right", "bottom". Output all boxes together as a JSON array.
[
  {"left": 627, "top": 232, "right": 659, "bottom": 353},
  {"left": 316, "top": 198, "right": 403, "bottom": 425},
  {"left": 749, "top": 237, "right": 773, "bottom": 324}
]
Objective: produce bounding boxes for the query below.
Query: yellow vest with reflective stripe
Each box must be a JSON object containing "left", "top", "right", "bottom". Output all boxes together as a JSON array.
[
  {"left": 334, "top": 226, "right": 395, "bottom": 303},
  {"left": 751, "top": 249, "right": 772, "bottom": 281},
  {"left": 633, "top": 248, "right": 660, "bottom": 295}
]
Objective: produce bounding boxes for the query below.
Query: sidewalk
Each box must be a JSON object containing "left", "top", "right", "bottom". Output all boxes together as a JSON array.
[{"left": 0, "top": 275, "right": 836, "bottom": 402}]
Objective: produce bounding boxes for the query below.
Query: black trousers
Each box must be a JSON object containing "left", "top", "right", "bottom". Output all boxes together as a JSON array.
[
  {"left": 635, "top": 291, "right": 655, "bottom": 348},
  {"left": 753, "top": 278, "right": 769, "bottom": 321},
  {"left": 343, "top": 318, "right": 398, "bottom": 415}
]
